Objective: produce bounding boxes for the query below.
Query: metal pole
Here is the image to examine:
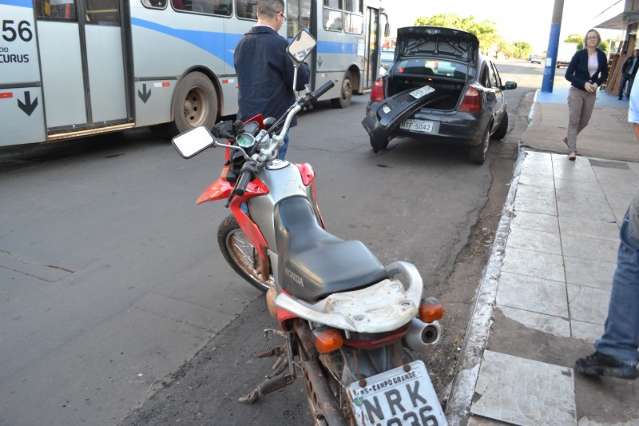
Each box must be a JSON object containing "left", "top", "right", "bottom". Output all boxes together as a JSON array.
[{"left": 541, "top": 0, "right": 565, "bottom": 93}]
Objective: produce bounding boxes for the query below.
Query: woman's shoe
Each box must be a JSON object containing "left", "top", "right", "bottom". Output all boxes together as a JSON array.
[{"left": 569, "top": 151, "right": 576, "bottom": 161}]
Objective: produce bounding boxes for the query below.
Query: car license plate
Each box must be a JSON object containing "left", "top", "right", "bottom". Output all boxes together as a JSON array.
[
  {"left": 348, "top": 361, "right": 447, "bottom": 426},
  {"left": 400, "top": 119, "right": 435, "bottom": 133},
  {"left": 409, "top": 86, "right": 435, "bottom": 99}
]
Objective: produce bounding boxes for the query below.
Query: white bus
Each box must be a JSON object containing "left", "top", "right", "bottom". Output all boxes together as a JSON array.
[{"left": 0, "top": 0, "right": 388, "bottom": 146}]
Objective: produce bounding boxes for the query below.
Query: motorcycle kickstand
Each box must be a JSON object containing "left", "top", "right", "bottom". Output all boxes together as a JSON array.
[{"left": 238, "top": 331, "right": 297, "bottom": 404}]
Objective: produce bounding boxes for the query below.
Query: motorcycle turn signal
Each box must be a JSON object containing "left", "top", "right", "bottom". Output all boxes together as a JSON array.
[{"left": 418, "top": 297, "right": 445, "bottom": 323}]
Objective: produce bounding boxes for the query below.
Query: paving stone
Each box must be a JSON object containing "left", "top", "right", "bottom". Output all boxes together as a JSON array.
[
  {"left": 561, "top": 235, "right": 620, "bottom": 264},
  {"left": 497, "top": 272, "right": 568, "bottom": 318},
  {"left": 501, "top": 247, "right": 565, "bottom": 283},
  {"left": 564, "top": 256, "right": 616, "bottom": 290},
  {"left": 467, "top": 415, "right": 507, "bottom": 425},
  {"left": 507, "top": 226, "right": 562, "bottom": 255},
  {"left": 499, "top": 306, "right": 571, "bottom": 337},
  {"left": 556, "top": 189, "right": 616, "bottom": 222},
  {"left": 571, "top": 320, "right": 604, "bottom": 343},
  {"left": 552, "top": 157, "right": 598, "bottom": 182},
  {"left": 558, "top": 216, "right": 619, "bottom": 241},
  {"left": 567, "top": 284, "right": 611, "bottom": 325},
  {"left": 603, "top": 191, "right": 634, "bottom": 225},
  {"left": 519, "top": 172, "right": 555, "bottom": 189},
  {"left": 514, "top": 185, "right": 557, "bottom": 216},
  {"left": 512, "top": 211, "right": 559, "bottom": 234},
  {"left": 471, "top": 351, "right": 577, "bottom": 426},
  {"left": 595, "top": 169, "right": 639, "bottom": 195}
]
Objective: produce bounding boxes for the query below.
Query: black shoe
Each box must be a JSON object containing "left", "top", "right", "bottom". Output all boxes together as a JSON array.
[{"left": 575, "top": 352, "right": 639, "bottom": 380}]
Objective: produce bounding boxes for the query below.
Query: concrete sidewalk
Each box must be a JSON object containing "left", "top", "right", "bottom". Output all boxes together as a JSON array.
[
  {"left": 524, "top": 86, "right": 639, "bottom": 162},
  {"left": 445, "top": 85, "right": 639, "bottom": 425}
]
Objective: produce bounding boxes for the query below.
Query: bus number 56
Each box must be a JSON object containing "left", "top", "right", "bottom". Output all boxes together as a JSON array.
[{"left": 2, "top": 20, "right": 33, "bottom": 42}]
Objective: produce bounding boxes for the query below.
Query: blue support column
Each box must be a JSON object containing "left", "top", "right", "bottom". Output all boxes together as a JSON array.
[{"left": 541, "top": 0, "right": 564, "bottom": 93}]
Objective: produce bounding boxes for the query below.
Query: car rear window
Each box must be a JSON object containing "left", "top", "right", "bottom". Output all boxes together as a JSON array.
[{"left": 395, "top": 59, "right": 469, "bottom": 80}]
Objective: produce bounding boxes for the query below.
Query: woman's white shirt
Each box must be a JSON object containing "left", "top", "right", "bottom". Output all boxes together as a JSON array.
[{"left": 588, "top": 52, "right": 599, "bottom": 77}]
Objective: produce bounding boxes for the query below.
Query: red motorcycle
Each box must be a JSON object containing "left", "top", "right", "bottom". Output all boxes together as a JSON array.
[{"left": 172, "top": 31, "right": 448, "bottom": 426}]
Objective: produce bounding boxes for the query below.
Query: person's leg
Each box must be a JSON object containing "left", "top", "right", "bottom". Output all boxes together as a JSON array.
[
  {"left": 577, "top": 91, "right": 597, "bottom": 136},
  {"left": 619, "top": 75, "right": 628, "bottom": 99},
  {"left": 576, "top": 194, "right": 639, "bottom": 379},
  {"left": 566, "top": 88, "right": 584, "bottom": 152},
  {"left": 277, "top": 134, "right": 290, "bottom": 160}
]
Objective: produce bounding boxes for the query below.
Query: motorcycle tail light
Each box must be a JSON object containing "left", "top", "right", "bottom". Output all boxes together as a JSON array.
[
  {"left": 458, "top": 85, "right": 482, "bottom": 113},
  {"left": 370, "top": 78, "right": 385, "bottom": 102},
  {"left": 313, "top": 328, "right": 344, "bottom": 354},
  {"left": 419, "top": 298, "right": 445, "bottom": 323}
]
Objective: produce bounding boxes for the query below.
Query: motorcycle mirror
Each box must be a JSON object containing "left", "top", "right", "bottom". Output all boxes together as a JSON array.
[
  {"left": 172, "top": 126, "right": 215, "bottom": 159},
  {"left": 287, "top": 30, "right": 316, "bottom": 64}
]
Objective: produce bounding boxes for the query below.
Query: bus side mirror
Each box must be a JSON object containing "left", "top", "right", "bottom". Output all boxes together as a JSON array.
[{"left": 384, "top": 22, "right": 390, "bottom": 38}]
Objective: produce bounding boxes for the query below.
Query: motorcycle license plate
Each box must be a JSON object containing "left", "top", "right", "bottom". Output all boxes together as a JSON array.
[
  {"left": 348, "top": 361, "right": 447, "bottom": 426},
  {"left": 400, "top": 119, "right": 435, "bottom": 134}
]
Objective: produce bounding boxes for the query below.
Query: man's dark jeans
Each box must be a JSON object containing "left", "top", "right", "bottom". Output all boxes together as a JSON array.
[{"left": 595, "top": 194, "right": 639, "bottom": 367}]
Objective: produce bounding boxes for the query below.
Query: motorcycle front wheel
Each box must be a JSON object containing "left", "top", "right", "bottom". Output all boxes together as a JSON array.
[{"left": 218, "top": 215, "right": 274, "bottom": 292}]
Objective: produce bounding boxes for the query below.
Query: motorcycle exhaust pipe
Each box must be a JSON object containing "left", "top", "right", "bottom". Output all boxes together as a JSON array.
[{"left": 404, "top": 318, "right": 441, "bottom": 351}]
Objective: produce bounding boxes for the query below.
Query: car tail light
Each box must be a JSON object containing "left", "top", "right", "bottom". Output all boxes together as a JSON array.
[
  {"left": 419, "top": 298, "right": 445, "bottom": 323},
  {"left": 458, "top": 85, "right": 482, "bottom": 113},
  {"left": 370, "top": 78, "right": 385, "bottom": 102},
  {"left": 313, "top": 327, "right": 344, "bottom": 353}
]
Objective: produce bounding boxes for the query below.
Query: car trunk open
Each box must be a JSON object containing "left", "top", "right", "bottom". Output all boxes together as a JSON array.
[
  {"left": 387, "top": 26, "right": 480, "bottom": 111},
  {"left": 388, "top": 76, "right": 465, "bottom": 110}
]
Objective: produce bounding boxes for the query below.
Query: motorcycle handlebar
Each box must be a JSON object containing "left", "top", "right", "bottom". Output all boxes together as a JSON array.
[
  {"left": 234, "top": 169, "right": 253, "bottom": 196},
  {"left": 308, "top": 81, "right": 335, "bottom": 102}
]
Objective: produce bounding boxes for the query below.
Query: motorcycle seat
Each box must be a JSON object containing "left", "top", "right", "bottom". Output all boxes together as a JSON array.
[{"left": 274, "top": 196, "right": 387, "bottom": 302}]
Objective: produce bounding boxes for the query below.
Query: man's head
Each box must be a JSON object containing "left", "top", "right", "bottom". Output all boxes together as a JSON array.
[{"left": 257, "top": 0, "right": 285, "bottom": 32}]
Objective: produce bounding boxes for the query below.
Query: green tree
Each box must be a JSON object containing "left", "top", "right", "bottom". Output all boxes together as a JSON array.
[
  {"left": 414, "top": 14, "right": 499, "bottom": 53},
  {"left": 512, "top": 41, "right": 532, "bottom": 59},
  {"left": 564, "top": 34, "right": 583, "bottom": 50}
]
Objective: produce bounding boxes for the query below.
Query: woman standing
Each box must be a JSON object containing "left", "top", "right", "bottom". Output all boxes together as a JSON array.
[{"left": 564, "top": 29, "right": 609, "bottom": 161}]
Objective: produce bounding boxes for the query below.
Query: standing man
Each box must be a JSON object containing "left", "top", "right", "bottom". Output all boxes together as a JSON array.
[
  {"left": 234, "top": 0, "right": 310, "bottom": 160},
  {"left": 575, "top": 79, "right": 639, "bottom": 380},
  {"left": 619, "top": 49, "right": 639, "bottom": 100}
]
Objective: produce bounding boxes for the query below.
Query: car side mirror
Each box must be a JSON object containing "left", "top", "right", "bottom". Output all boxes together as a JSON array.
[
  {"left": 502, "top": 81, "right": 517, "bottom": 90},
  {"left": 287, "top": 30, "right": 316, "bottom": 64}
]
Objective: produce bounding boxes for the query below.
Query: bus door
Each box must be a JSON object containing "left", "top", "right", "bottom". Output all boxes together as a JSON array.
[
  {"left": 287, "top": 0, "right": 314, "bottom": 87},
  {"left": 35, "top": 0, "right": 130, "bottom": 136},
  {"left": 363, "top": 6, "right": 380, "bottom": 88}
]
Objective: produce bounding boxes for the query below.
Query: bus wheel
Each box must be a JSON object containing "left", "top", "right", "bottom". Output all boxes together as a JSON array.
[
  {"left": 173, "top": 72, "right": 218, "bottom": 133},
  {"left": 331, "top": 72, "right": 353, "bottom": 109}
]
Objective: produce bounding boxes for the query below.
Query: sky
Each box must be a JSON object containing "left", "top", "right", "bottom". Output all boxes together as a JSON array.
[{"left": 384, "top": 0, "right": 623, "bottom": 53}]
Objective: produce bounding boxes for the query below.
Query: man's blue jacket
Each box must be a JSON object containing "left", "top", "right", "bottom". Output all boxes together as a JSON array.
[{"left": 234, "top": 26, "right": 310, "bottom": 123}]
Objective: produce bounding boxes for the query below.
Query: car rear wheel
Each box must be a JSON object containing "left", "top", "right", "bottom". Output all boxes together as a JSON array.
[
  {"left": 492, "top": 111, "right": 508, "bottom": 141},
  {"left": 468, "top": 125, "right": 490, "bottom": 165}
]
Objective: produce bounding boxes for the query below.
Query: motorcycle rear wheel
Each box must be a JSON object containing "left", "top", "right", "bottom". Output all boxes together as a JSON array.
[{"left": 218, "top": 215, "right": 274, "bottom": 292}]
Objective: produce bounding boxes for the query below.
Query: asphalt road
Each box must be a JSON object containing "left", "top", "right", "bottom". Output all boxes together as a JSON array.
[{"left": 0, "top": 60, "right": 541, "bottom": 426}]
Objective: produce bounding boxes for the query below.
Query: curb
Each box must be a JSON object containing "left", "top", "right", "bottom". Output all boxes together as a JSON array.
[
  {"left": 444, "top": 144, "right": 527, "bottom": 426},
  {"left": 527, "top": 89, "right": 539, "bottom": 125}
]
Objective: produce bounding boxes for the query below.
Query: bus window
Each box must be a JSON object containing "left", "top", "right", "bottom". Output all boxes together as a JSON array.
[
  {"left": 323, "top": 0, "right": 341, "bottom": 8},
  {"left": 35, "top": 0, "right": 77, "bottom": 20},
  {"left": 141, "top": 0, "right": 167, "bottom": 10},
  {"left": 344, "top": 13, "right": 362, "bottom": 34},
  {"left": 236, "top": 0, "right": 257, "bottom": 20},
  {"left": 323, "top": 9, "right": 343, "bottom": 32},
  {"left": 287, "top": 0, "right": 310, "bottom": 37},
  {"left": 85, "top": 0, "right": 120, "bottom": 24},
  {"left": 172, "top": 0, "right": 232, "bottom": 16}
]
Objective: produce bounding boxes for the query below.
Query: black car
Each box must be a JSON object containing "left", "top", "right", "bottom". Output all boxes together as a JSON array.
[{"left": 362, "top": 26, "right": 517, "bottom": 164}]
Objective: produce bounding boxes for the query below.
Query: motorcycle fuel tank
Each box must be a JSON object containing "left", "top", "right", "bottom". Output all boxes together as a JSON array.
[{"left": 249, "top": 162, "right": 308, "bottom": 250}]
